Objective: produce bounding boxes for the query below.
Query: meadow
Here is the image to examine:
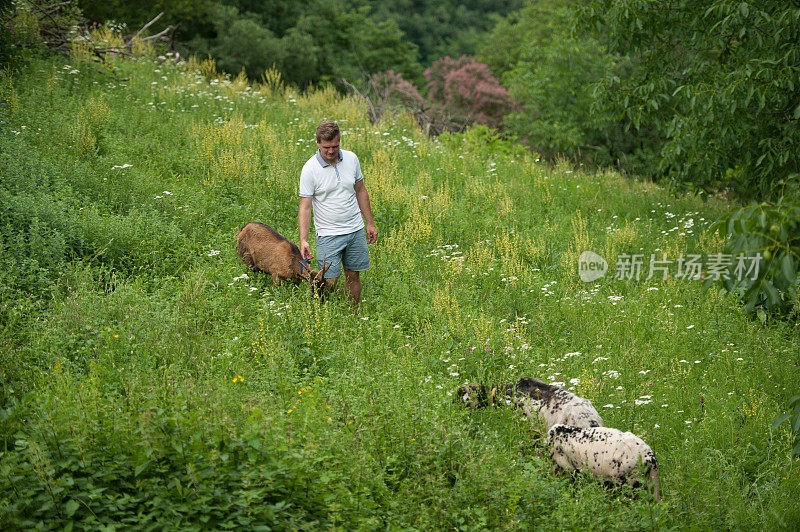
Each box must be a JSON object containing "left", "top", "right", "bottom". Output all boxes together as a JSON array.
[{"left": 1, "top": 43, "right": 799, "bottom": 530}]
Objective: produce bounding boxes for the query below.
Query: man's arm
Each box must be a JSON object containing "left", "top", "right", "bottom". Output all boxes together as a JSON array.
[
  {"left": 298, "top": 196, "right": 313, "bottom": 259},
  {"left": 354, "top": 180, "right": 377, "bottom": 244}
]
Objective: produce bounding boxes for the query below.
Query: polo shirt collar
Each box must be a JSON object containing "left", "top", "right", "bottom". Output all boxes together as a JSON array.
[{"left": 315, "top": 149, "right": 343, "bottom": 168}]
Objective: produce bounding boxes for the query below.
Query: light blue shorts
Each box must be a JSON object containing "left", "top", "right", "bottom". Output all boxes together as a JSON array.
[{"left": 315, "top": 228, "right": 370, "bottom": 279}]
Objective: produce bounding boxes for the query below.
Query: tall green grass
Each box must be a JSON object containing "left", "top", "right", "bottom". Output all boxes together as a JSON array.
[{"left": 1, "top": 45, "right": 798, "bottom": 529}]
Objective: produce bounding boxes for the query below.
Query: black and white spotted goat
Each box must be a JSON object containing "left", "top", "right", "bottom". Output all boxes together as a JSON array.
[
  {"left": 548, "top": 424, "right": 661, "bottom": 502},
  {"left": 455, "top": 377, "right": 660, "bottom": 502},
  {"left": 455, "top": 377, "right": 604, "bottom": 429}
]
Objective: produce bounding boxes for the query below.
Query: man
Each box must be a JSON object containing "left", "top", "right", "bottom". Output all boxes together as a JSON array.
[{"left": 299, "top": 120, "right": 377, "bottom": 308}]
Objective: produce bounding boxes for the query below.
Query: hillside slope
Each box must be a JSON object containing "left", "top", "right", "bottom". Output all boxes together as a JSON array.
[{"left": 1, "top": 50, "right": 798, "bottom": 529}]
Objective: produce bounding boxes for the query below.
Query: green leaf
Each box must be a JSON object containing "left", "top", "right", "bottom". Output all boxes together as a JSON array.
[
  {"left": 741, "top": 3, "right": 749, "bottom": 17},
  {"left": 792, "top": 441, "right": 800, "bottom": 458},
  {"left": 793, "top": 415, "right": 800, "bottom": 433},
  {"left": 780, "top": 254, "right": 796, "bottom": 283},
  {"left": 134, "top": 461, "right": 150, "bottom": 477},
  {"left": 773, "top": 412, "right": 791, "bottom": 429},
  {"left": 762, "top": 280, "right": 780, "bottom": 306},
  {"left": 65, "top": 499, "right": 79, "bottom": 517},
  {"left": 794, "top": 103, "right": 800, "bottom": 120},
  {"left": 745, "top": 288, "right": 760, "bottom": 312}
]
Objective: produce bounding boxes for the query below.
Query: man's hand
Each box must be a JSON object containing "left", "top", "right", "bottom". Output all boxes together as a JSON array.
[
  {"left": 366, "top": 223, "right": 378, "bottom": 244},
  {"left": 354, "top": 181, "right": 377, "bottom": 244},
  {"left": 300, "top": 241, "right": 313, "bottom": 261}
]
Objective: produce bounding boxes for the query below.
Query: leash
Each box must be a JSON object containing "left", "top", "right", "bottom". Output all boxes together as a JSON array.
[{"left": 300, "top": 258, "right": 310, "bottom": 274}]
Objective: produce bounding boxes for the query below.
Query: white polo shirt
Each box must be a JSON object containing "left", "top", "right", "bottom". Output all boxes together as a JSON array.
[{"left": 299, "top": 149, "right": 365, "bottom": 236}]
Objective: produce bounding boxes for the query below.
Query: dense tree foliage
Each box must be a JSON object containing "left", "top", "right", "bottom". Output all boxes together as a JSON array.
[
  {"left": 366, "top": 0, "right": 523, "bottom": 66},
  {"left": 572, "top": 1, "right": 800, "bottom": 312},
  {"left": 480, "top": 0, "right": 662, "bottom": 173},
  {"left": 502, "top": 36, "right": 616, "bottom": 159},
  {"left": 77, "top": 0, "right": 421, "bottom": 88},
  {"left": 477, "top": 0, "right": 578, "bottom": 79},
  {"left": 77, "top": 0, "right": 208, "bottom": 29},
  {"left": 0, "top": 0, "right": 12, "bottom": 66},
  {"left": 579, "top": 0, "right": 800, "bottom": 202},
  {"left": 74, "top": 0, "right": 522, "bottom": 89},
  {"left": 289, "top": 3, "right": 421, "bottom": 87}
]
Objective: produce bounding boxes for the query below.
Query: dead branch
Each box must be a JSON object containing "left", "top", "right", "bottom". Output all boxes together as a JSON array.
[
  {"left": 29, "top": 1, "right": 72, "bottom": 12},
  {"left": 341, "top": 73, "right": 472, "bottom": 138},
  {"left": 340, "top": 79, "right": 378, "bottom": 123},
  {"left": 139, "top": 24, "right": 174, "bottom": 43},
  {"left": 133, "top": 11, "right": 164, "bottom": 40}
]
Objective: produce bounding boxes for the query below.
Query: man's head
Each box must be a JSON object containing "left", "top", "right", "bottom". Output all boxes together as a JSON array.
[
  {"left": 316, "top": 120, "right": 340, "bottom": 143},
  {"left": 316, "top": 121, "right": 341, "bottom": 165}
]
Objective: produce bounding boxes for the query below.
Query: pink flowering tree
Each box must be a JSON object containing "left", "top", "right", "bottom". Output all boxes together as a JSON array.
[{"left": 424, "top": 55, "right": 516, "bottom": 130}]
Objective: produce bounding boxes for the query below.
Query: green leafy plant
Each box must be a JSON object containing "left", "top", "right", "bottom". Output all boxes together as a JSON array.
[
  {"left": 773, "top": 395, "right": 800, "bottom": 458},
  {"left": 438, "top": 124, "right": 525, "bottom": 158},
  {"left": 709, "top": 197, "right": 800, "bottom": 313}
]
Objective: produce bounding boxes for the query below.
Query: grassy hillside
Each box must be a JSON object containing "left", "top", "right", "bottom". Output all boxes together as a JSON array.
[{"left": 1, "top": 46, "right": 799, "bottom": 529}]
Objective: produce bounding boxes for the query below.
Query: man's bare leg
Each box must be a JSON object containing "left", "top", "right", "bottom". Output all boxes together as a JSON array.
[
  {"left": 324, "top": 270, "right": 361, "bottom": 310},
  {"left": 343, "top": 269, "right": 361, "bottom": 310}
]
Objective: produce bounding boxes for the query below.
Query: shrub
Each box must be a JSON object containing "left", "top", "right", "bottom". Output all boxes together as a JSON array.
[
  {"left": 709, "top": 195, "right": 800, "bottom": 315},
  {"left": 437, "top": 124, "right": 525, "bottom": 159},
  {"left": 0, "top": 402, "right": 372, "bottom": 529},
  {"left": 424, "top": 55, "right": 515, "bottom": 130},
  {"left": 0, "top": 135, "right": 193, "bottom": 325}
]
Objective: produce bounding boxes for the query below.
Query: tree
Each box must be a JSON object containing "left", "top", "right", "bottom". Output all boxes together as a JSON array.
[
  {"left": 424, "top": 55, "right": 515, "bottom": 130},
  {"left": 77, "top": 0, "right": 209, "bottom": 28},
  {"left": 0, "top": 0, "right": 15, "bottom": 66},
  {"left": 292, "top": 3, "right": 421, "bottom": 88},
  {"left": 477, "top": 0, "right": 579, "bottom": 79},
  {"left": 366, "top": 0, "right": 524, "bottom": 66},
  {"left": 186, "top": 1, "right": 420, "bottom": 89},
  {"left": 488, "top": 1, "right": 662, "bottom": 171},
  {"left": 503, "top": 37, "right": 615, "bottom": 159},
  {"left": 187, "top": 5, "right": 291, "bottom": 82},
  {"left": 580, "top": 1, "right": 800, "bottom": 201}
]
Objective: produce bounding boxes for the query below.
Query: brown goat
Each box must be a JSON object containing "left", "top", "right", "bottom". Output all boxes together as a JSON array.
[{"left": 234, "top": 222, "right": 331, "bottom": 297}]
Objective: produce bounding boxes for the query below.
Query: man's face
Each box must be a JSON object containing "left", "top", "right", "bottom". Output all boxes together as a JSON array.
[{"left": 317, "top": 136, "right": 340, "bottom": 164}]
